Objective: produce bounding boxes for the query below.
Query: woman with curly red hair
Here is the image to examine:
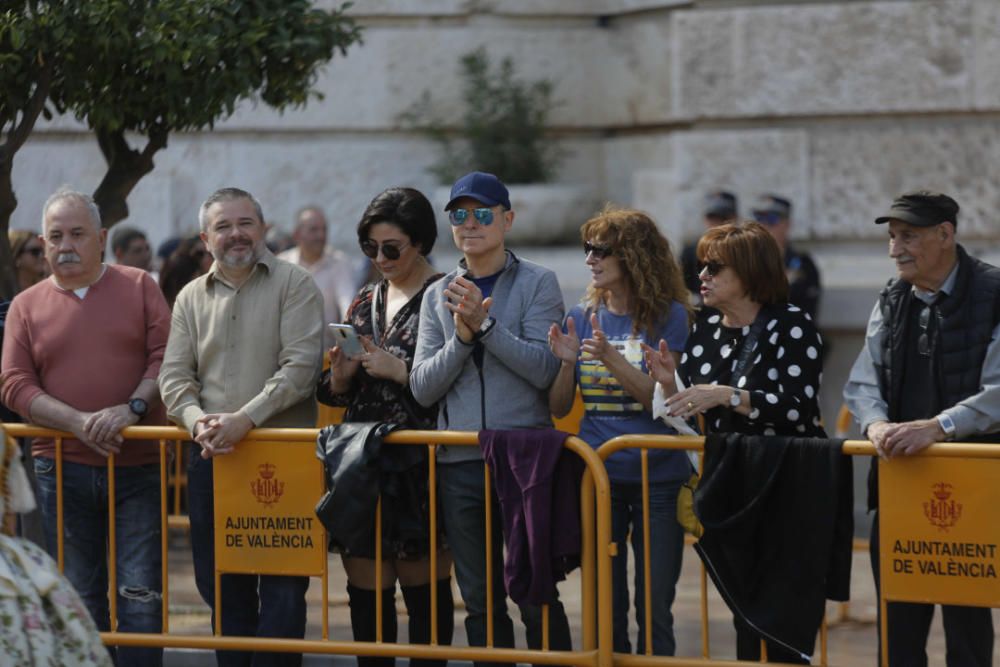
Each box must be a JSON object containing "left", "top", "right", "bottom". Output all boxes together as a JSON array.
[{"left": 548, "top": 205, "right": 692, "bottom": 656}]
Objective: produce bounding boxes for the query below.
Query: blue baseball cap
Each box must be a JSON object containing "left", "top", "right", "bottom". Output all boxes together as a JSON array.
[{"left": 445, "top": 171, "right": 511, "bottom": 211}]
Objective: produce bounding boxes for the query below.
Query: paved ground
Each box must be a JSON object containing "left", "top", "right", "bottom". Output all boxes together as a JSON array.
[{"left": 161, "top": 529, "right": 999, "bottom": 665}]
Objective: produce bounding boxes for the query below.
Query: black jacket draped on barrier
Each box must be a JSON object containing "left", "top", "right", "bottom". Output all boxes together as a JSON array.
[
  {"left": 315, "top": 422, "right": 432, "bottom": 557},
  {"left": 480, "top": 429, "right": 584, "bottom": 606},
  {"left": 693, "top": 433, "right": 854, "bottom": 659}
]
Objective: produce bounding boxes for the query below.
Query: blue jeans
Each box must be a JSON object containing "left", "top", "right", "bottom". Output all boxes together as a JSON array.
[
  {"left": 34, "top": 457, "right": 163, "bottom": 667},
  {"left": 438, "top": 460, "right": 571, "bottom": 667},
  {"left": 609, "top": 479, "right": 684, "bottom": 655},
  {"left": 187, "top": 444, "right": 310, "bottom": 667}
]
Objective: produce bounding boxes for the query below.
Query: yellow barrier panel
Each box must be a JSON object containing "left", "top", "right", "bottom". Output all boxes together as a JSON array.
[
  {"left": 879, "top": 456, "right": 1000, "bottom": 607},
  {"left": 213, "top": 440, "right": 326, "bottom": 576}
]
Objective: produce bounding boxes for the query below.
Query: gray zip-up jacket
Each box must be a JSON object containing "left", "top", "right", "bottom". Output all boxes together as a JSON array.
[{"left": 411, "top": 251, "right": 564, "bottom": 463}]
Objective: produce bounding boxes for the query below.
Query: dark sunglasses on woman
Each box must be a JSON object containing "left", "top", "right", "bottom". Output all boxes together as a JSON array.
[
  {"left": 583, "top": 241, "right": 614, "bottom": 260},
  {"left": 698, "top": 261, "right": 726, "bottom": 276},
  {"left": 360, "top": 239, "right": 408, "bottom": 260}
]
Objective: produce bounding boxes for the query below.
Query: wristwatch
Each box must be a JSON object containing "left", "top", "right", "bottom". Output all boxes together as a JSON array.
[
  {"left": 729, "top": 389, "right": 742, "bottom": 408},
  {"left": 128, "top": 397, "right": 149, "bottom": 419},
  {"left": 473, "top": 317, "right": 496, "bottom": 341},
  {"left": 937, "top": 413, "right": 956, "bottom": 440}
]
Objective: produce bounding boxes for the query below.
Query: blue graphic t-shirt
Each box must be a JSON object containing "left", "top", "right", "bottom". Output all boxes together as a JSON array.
[{"left": 567, "top": 301, "right": 691, "bottom": 483}]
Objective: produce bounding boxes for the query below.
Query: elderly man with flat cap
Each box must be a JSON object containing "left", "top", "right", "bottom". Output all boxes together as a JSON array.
[{"left": 844, "top": 190, "right": 999, "bottom": 666}]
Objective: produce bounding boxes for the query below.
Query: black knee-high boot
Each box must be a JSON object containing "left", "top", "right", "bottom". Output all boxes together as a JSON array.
[
  {"left": 401, "top": 578, "right": 455, "bottom": 667},
  {"left": 347, "top": 583, "right": 399, "bottom": 667}
]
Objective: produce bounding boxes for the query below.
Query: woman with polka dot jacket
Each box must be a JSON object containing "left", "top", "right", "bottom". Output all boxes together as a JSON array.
[
  {"left": 645, "top": 219, "right": 824, "bottom": 665},
  {"left": 646, "top": 220, "right": 825, "bottom": 440}
]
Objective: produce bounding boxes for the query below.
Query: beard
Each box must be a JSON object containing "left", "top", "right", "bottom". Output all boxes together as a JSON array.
[{"left": 215, "top": 240, "right": 261, "bottom": 269}]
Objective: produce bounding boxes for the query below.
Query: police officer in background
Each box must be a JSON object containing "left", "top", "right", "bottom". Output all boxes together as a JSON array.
[
  {"left": 680, "top": 190, "right": 739, "bottom": 300},
  {"left": 844, "top": 190, "right": 999, "bottom": 666},
  {"left": 751, "top": 194, "right": 822, "bottom": 320}
]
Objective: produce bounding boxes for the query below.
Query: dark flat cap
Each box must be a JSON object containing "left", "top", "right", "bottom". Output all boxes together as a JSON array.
[{"left": 875, "top": 191, "right": 960, "bottom": 227}]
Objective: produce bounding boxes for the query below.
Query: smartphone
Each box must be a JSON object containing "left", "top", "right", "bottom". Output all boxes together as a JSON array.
[{"left": 328, "top": 323, "right": 364, "bottom": 359}]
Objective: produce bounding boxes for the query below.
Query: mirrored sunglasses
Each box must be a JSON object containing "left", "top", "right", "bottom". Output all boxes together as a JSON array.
[
  {"left": 448, "top": 207, "right": 495, "bottom": 227},
  {"left": 583, "top": 242, "right": 614, "bottom": 260},
  {"left": 360, "top": 240, "right": 408, "bottom": 260}
]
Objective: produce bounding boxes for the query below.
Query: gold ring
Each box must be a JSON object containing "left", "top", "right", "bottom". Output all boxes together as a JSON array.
[{"left": 686, "top": 402, "right": 695, "bottom": 410}]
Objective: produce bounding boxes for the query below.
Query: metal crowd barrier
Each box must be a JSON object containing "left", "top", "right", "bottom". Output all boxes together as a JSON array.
[
  {"left": 4, "top": 422, "right": 998, "bottom": 667},
  {"left": 3, "top": 424, "right": 614, "bottom": 667}
]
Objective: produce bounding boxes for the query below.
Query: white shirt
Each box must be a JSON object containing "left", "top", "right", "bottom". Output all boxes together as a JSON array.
[{"left": 278, "top": 245, "right": 361, "bottom": 345}]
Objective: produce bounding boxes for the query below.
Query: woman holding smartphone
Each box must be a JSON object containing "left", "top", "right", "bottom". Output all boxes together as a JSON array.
[{"left": 317, "top": 187, "right": 452, "bottom": 667}]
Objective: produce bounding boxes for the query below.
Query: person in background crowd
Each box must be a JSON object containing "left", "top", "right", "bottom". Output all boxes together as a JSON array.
[
  {"left": 111, "top": 225, "right": 154, "bottom": 273},
  {"left": 318, "top": 187, "right": 454, "bottom": 667},
  {"left": 680, "top": 190, "right": 738, "bottom": 301},
  {"left": 265, "top": 224, "right": 295, "bottom": 255},
  {"left": 646, "top": 220, "right": 825, "bottom": 664},
  {"left": 843, "top": 191, "right": 997, "bottom": 667},
  {"left": 155, "top": 236, "right": 183, "bottom": 274},
  {"left": 158, "top": 236, "right": 212, "bottom": 308},
  {"left": 280, "top": 205, "right": 365, "bottom": 345},
  {"left": 751, "top": 194, "right": 821, "bottom": 320},
  {"left": 548, "top": 206, "right": 692, "bottom": 655},
  {"left": 8, "top": 229, "right": 49, "bottom": 293},
  {"left": 0, "top": 189, "right": 170, "bottom": 667},
  {"left": 411, "top": 171, "right": 571, "bottom": 663},
  {"left": 158, "top": 187, "right": 323, "bottom": 667}
]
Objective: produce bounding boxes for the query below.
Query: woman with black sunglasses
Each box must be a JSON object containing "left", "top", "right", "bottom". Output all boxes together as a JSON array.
[
  {"left": 8, "top": 229, "right": 48, "bottom": 293},
  {"left": 548, "top": 205, "right": 693, "bottom": 656},
  {"left": 644, "top": 220, "right": 825, "bottom": 664},
  {"left": 317, "top": 187, "right": 453, "bottom": 667}
]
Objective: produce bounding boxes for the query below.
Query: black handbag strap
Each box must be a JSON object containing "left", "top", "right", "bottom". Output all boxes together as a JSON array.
[
  {"left": 730, "top": 306, "right": 770, "bottom": 381},
  {"left": 715, "top": 306, "right": 770, "bottom": 432}
]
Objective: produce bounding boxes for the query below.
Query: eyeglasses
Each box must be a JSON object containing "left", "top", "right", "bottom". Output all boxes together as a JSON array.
[
  {"left": 583, "top": 242, "right": 614, "bottom": 260},
  {"left": 918, "top": 305, "right": 933, "bottom": 357},
  {"left": 21, "top": 247, "right": 44, "bottom": 258},
  {"left": 448, "top": 207, "right": 495, "bottom": 227},
  {"left": 698, "top": 261, "right": 727, "bottom": 276},
  {"left": 360, "top": 239, "right": 408, "bottom": 260}
]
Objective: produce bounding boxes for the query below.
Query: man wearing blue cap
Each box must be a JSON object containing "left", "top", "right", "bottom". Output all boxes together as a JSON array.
[{"left": 411, "top": 171, "right": 570, "bottom": 661}]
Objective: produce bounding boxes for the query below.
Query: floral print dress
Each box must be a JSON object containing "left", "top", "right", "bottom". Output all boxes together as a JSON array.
[
  {"left": 0, "top": 432, "right": 112, "bottom": 666},
  {"left": 317, "top": 275, "right": 444, "bottom": 559}
]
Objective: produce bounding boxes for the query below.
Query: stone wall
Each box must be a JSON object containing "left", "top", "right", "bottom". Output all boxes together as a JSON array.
[{"left": 13, "top": 0, "right": 1000, "bottom": 328}]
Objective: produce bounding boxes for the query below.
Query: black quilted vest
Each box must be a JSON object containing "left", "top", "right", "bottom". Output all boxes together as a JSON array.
[
  {"left": 868, "top": 246, "right": 1000, "bottom": 510},
  {"left": 878, "top": 244, "right": 1000, "bottom": 431}
]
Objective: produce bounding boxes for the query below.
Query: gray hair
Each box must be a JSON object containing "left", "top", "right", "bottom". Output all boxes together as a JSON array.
[
  {"left": 198, "top": 187, "right": 265, "bottom": 232},
  {"left": 41, "top": 188, "right": 102, "bottom": 232}
]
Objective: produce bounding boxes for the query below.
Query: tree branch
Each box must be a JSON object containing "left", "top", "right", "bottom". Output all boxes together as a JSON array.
[{"left": 7, "top": 61, "right": 52, "bottom": 155}]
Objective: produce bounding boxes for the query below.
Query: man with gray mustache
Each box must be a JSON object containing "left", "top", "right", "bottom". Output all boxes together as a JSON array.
[
  {"left": 844, "top": 191, "right": 998, "bottom": 666},
  {"left": 0, "top": 188, "right": 172, "bottom": 666}
]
